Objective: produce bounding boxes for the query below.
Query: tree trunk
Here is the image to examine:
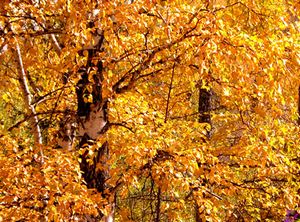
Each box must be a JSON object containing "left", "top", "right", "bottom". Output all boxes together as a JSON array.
[
  {"left": 198, "top": 80, "right": 212, "bottom": 137},
  {"left": 73, "top": 24, "right": 113, "bottom": 220},
  {"left": 195, "top": 80, "right": 212, "bottom": 222},
  {"left": 77, "top": 51, "right": 112, "bottom": 219},
  {"left": 48, "top": 9, "right": 114, "bottom": 220}
]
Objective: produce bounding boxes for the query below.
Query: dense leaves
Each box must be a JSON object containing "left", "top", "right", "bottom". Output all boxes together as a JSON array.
[
  {"left": 0, "top": 136, "right": 105, "bottom": 221},
  {"left": 0, "top": 0, "right": 300, "bottom": 221}
]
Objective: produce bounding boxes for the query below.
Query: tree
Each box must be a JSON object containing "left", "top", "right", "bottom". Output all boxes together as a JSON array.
[{"left": 0, "top": 0, "right": 299, "bottom": 221}]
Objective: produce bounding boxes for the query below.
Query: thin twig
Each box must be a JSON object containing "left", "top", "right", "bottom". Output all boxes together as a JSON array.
[
  {"left": 164, "top": 63, "right": 176, "bottom": 123},
  {"left": 109, "top": 122, "right": 134, "bottom": 133},
  {"left": 50, "top": 34, "right": 62, "bottom": 55}
]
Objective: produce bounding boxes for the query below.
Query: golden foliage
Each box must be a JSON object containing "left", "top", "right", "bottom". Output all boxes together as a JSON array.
[{"left": 0, "top": 0, "right": 299, "bottom": 221}]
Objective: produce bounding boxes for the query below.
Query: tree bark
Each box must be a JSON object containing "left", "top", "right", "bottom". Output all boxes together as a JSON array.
[
  {"left": 198, "top": 80, "right": 212, "bottom": 137},
  {"left": 50, "top": 9, "right": 113, "bottom": 220},
  {"left": 74, "top": 25, "right": 114, "bottom": 221},
  {"left": 155, "top": 188, "right": 161, "bottom": 222},
  {"left": 195, "top": 79, "right": 212, "bottom": 222}
]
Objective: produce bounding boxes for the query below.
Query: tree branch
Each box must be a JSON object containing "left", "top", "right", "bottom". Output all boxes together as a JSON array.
[
  {"left": 15, "top": 38, "right": 44, "bottom": 163},
  {"left": 164, "top": 63, "right": 176, "bottom": 123},
  {"left": 50, "top": 34, "right": 62, "bottom": 55},
  {"left": 112, "top": 20, "right": 203, "bottom": 94}
]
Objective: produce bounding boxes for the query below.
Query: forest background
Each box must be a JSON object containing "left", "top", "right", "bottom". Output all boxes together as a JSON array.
[{"left": 0, "top": 0, "right": 300, "bottom": 221}]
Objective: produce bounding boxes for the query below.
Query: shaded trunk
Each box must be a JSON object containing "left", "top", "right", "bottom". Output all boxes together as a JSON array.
[
  {"left": 195, "top": 80, "right": 212, "bottom": 222},
  {"left": 155, "top": 188, "right": 161, "bottom": 222},
  {"left": 74, "top": 25, "right": 113, "bottom": 221},
  {"left": 198, "top": 81, "right": 212, "bottom": 136}
]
